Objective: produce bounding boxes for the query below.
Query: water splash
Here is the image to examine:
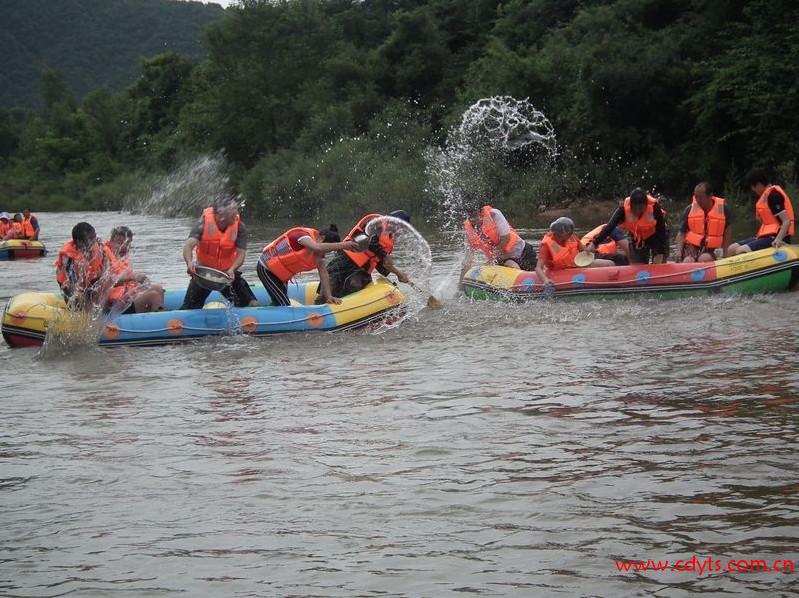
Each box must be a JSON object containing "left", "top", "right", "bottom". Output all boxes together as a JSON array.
[
  {"left": 426, "top": 96, "right": 558, "bottom": 230},
  {"left": 126, "top": 153, "right": 230, "bottom": 217},
  {"left": 363, "top": 215, "right": 434, "bottom": 332}
]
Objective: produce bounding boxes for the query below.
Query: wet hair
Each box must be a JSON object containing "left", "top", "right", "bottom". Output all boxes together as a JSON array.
[
  {"left": 328, "top": 223, "right": 338, "bottom": 232},
  {"left": 213, "top": 194, "right": 239, "bottom": 211},
  {"left": 12, "top": 213, "right": 22, "bottom": 221},
  {"left": 744, "top": 167, "right": 769, "bottom": 188},
  {"left": 110, "top": 226, "right": 133, "bottom": 241},
  {"left": 22, "top": 208, "right": 30, "bottom": 213},
  {"left": 389, "top": 209, "right": 411, "bottom": 223},
  {"left": 72, "top": 222, "right": 96, "bottom": 243},
  {"left": 629, "top": 188, "right": 648, "bottom": 206},
  {"left": 695, "top": 181, "right": 712, "bottom": 196},
  {"left": 550, "top": 216, "right": 574, "bottom": 234}
]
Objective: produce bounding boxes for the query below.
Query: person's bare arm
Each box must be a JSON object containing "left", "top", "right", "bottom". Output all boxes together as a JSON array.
[
  {"left": 298, "top": 237, "right": 358, "bottom": 254},
  {"left": 773, "top": 212, "right": 791, "bottom": 247},
  {"left": 535, "top": 259, "right": 550, "bottom": 286},
  {"left": 675, "top": 232, "right": 685, "bottom": 262},
  {"left": 381, "top": 255, "right": 409, "bottom": 283},
  {"left": 183, "top": 238, "right": 198, "bottom": 275},
  {"left": 226, "top": 249, "right": 246, "bottom": 279},
  {"left": 315, "top": 258, "right": 340, "bottom": 304},
  {"left": 721, "top": 227, "right": 733, "bottom": 257}
]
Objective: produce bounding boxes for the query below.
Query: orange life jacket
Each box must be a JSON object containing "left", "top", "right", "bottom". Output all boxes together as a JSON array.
[
  {"left": 463, "top": 205, "right": 522, "bottom": 258},
  {"left": 104, "top": 241, "right": 133, "bottom": 281},
  {"left": 756, "top": 185, "right": 795, "bottom": 238},
  {"left": 0, "top": 221, "right": 9, "bottom": 237},
  {"left": 580, "top": 225, "right": 618, "bottom": 255},
  {"left": 685, "top": 195, "right": 727, "bottom": 249},
  {"left": 195, "top": 206, "right": 240, "bottom": 271},
  {"left": 261, "top": 227, "right": 321, "bottom": 282},
  {"left": 540, "top": 231, "right": 581, "bottom": 270},
  {"left": 22, "top": 214, "right": 37, "bottom": 239},
  {"left": 343, "top": 214, "right": 395, "bottom": 273},
  {"left": 55, "top": 240, "right": 106, "bottom": 292},
  {"left": 621, "top": 195, "right": 664, "bottom": 245},
  {"left": 10, "top": 221, "right": 23, "bottom": 238}
]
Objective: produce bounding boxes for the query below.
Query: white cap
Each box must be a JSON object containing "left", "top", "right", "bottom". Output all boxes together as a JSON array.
[{"left": 0, "top": 212, "right": 9, "bottom": 220}]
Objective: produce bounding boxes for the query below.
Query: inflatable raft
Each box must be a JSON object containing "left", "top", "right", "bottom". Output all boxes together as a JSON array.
[
  {"left": 462, "top": 245, "right": 799, "bottom": 301},
  {"left": 0, "top": 239, "right": 46, "bottom": 260},
  {"left": 2, "top": 278, "right": 405, "bottom": 348}
]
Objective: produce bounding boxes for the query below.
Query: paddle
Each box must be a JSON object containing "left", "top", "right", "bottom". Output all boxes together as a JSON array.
[{"left": 407, "top": 281, "right": 444, "bottom": 309}]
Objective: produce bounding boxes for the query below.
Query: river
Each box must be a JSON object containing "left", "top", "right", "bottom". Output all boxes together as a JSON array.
[{"left": 1, "top": 211, "right": 798, "bottom": 596}]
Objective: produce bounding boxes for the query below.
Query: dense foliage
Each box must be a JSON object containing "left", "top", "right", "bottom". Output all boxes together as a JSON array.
[
  {"left": 1, "top": 0, "right": 797, "bottom": 223},
  {"left": 0, "top": 0, "right": 223, "bottom": 109}
]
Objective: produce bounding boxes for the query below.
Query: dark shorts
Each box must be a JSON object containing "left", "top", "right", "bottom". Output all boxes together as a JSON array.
[
  {"left": 256, "top": 261, "right": 290, "bottom": 306},
  {"left": 629, "top": 230, "right": 669, "bottom": 264},
  {"left": 502, "top": 242, "right": 537, "bottom": 271},
  {"left": 326, "top": 252, "right": 373, "bottom": 297},
  {"left": 737, "top": 235, "right": 791, "bottom": 252},
  {"left": 180, "top": 270, "right": 257, "bottom": 309},
  {"left": 597, "top": 251, "right": 629, "bottom": 265}
]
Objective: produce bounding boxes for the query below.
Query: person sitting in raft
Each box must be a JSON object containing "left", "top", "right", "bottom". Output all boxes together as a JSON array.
[
  {"left": 535, "top": 217, "right": 615, "bottom": 286},
  {"left": 104, "top": 226, "right": 165, "bottom": 313},
  {"left": 55, "top": 222, "right": 110, "bottom": 311},
  {"left": 675, "top": 182, "right": 733, "bottom": 263},
  {"left": 322, "top": 224, "right": 341, "bottom": 243},
  {"left": 0, "top": 212, "right": 11, "bottom": 238},
  {"left": 257, "top": 227, "right": 359, "bottom": 306},
  {"left": 22, "top": 208, "right": 40, "bottom": 240},
  {"left": 461, "top": 203, "right": 538, "bottom": 277},
  {"left": 580, "top": 224, "right": 628, "bottom": 265},
  {"left": 180, "top": 196, "right": 259, "bottom": 309},
  {"left": 325, "top": 210, "right": 412, "bottom": 297},
  {"left": 585, "top": 188, "right": 669, "bottom": 264},
  {"left": 728, "top": 167, "right": 794, "bottom": 255},
  {"left": 6, "top": 213, "right": 25, "bottom": 239}
]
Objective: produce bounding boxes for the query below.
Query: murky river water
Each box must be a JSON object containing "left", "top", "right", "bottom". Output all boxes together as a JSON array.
[{"left": 1, "top": 212, "right": 798, "bottom": 597}]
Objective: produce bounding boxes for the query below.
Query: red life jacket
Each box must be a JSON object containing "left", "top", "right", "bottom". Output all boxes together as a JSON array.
[
  {"left": 261, "top": 227, "right": 321, "bottom": 282},
  {"left": 196, "top": 206, "right": 240, "bottom": 271},
  {"left": 0, "top": 221, "right": 10, "bottom": 238},
  {"left": 55, "top": 240, "right": 106, "bottom": 292},
  {"left": 756, "top": 185, "right": 795, "bottom": 238},
  {"left": 580, "top": 225, "right": 618, "bottom": 255},
  {"left": 685, "top": 196, "right": 727, "bottom": 249},
  {"left": 621, "top": 195, "right": 664, "bottom": 245},
  {"left": 540, "top": 231, "right": 581, "bottom": 270},
  {"left": 463, "top": 205, "right": 522, "bottom": 258},
  {"left": 343, "top": 214, "right": 395, "bottom": 273}
]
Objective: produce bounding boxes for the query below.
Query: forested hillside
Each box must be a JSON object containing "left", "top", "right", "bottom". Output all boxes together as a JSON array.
[
  {"left": 0, "top": 0, "right": 223, "bottom": 108},
  {"left": 1, "top": 0, "right": 797, "bottom": 221}
]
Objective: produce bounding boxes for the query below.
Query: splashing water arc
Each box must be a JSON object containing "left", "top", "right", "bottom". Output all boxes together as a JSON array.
[{"left": 426, "top": 96, "right": 558, "bottom": 230}]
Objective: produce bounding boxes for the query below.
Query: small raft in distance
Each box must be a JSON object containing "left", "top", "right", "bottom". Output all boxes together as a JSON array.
[
  {"left": 0, "top": 239, "right": 47, "bottom": 261},
  {"left": 2, "top": 278, "right": 405, "bottom": 348},
  {"left": 462, "top": 245, "right": 799, "bottom": 301}
]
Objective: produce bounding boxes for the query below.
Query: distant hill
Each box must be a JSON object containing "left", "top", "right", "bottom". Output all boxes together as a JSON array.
[{"left": 0, "top": 0, "right": 224, "bottom": 108}]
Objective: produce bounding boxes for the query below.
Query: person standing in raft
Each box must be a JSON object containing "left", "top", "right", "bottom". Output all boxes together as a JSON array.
[
  {"left": 257, "top": 227, "right": 359, "bottom": 306},
  {"left": 180, "top": 196, "right": 258, "bottom": 309},
  {"left": 535, "top": 217, "right": 615, "bottom": 286},
  {"left": 675, "top": 182, "right": 733, "bottom": 262},
  {"left": 54, "top": 222, "right": 110, "bottom": 311},
  {"left": 325, "top": 210, "right": 412, "bottom": 297},
  {"left": 585, "top": 188, "right": 669, "bottom": 264},
  {"left": 22, "top": 209, "right": 40, "bottom": 240},
  {"left": 104, "top": 226, "right": 165, "bottom": 313},
  {"left": 461, "top": 204, "right": 538, "bottom": 277},
  {"left": 728, "top": 168, "right": 794, "bottom": 255}
]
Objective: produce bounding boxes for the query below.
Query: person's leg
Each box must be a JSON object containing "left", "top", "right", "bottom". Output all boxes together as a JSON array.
[
  {"left": 226, "top": 272, "right": 259, "bottom": 307},
  {"left": 501, "top": 259, "right": 521, "bottom": 269},
  {"left": 180, "top": 278, "right": 212, "bottom": 309},
  {"left": 256, "top": 261, "right": 291, "bottom": 306},
  {"left": 588, "top": 258, "right": 616, "bottom": 268},
  {"left": 628, "top": 243, "right": 650, "bottom": 264},
  {"left": 132, "top": 285, "right": 165, "bottom": 312},
  {"left": 697, "top": 252, "right": 715, "bottom": 263}
]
